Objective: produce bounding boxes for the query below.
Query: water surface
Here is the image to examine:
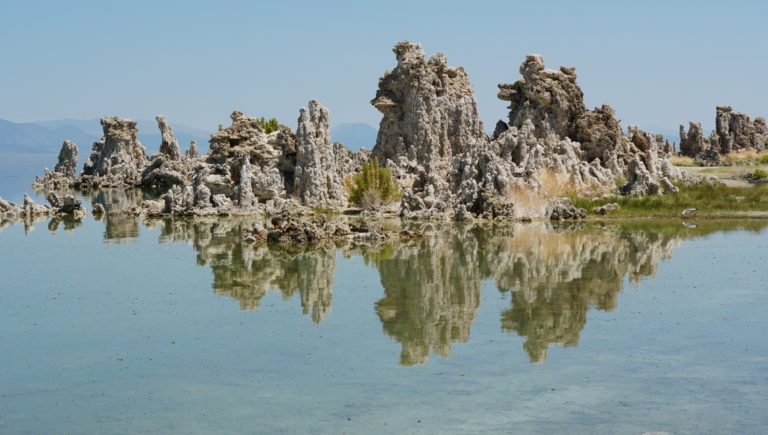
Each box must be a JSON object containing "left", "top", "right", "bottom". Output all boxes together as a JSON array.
[{"left": 1, "top": 195, "right": 767, "bottom": 434}]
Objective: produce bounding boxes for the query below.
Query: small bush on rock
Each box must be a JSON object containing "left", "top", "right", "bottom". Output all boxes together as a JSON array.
[
  {"left": 344, "top": 156, "right": 401, "bottom": 208},
  {"left": 258, "top": 117, "right": 279, "bottom": 134}
]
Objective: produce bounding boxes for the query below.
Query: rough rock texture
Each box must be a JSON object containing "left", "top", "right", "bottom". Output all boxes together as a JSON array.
[
  {"left": 55, "top": 140, "right": 79, "bottom": 177},
  {"left": 46, "top": 193, "right": 87, "bottom": 218},
  {"left": 498, "top": 55, "right": 630, "bottom": 163},
  {"left": 386, "top": 46, "right": 683, "bottom": 219},
  {"left": 714, "top": 106, "right": 768, "bottom": 153},
  {"left": 186, "top": 141, "right": 199, "bottom": 159},
  {"left": 294, "top": 100, "right": 346, "bottom": 207},
  {"left": 82, "top": 117, "right": 148, "bottom": 187},
  {"left": 593, "top": 203, "right": 619, "bottom": 215},
  {"left": 26, "top": 42, "right": 696, "bottom": 222},
  {"left": 620, "top": 157, "right": 658, "bottom": 196},
  {"left": 33, "top": 140, "right": 80, "bottom": 190},
  {"left": 0, "top": 196, "right": 23, "bottom": 219},
  {"left": 679, "top": 122, "right": 709, "bottom": 158},
  {"left": 371, "top": 41, "right": 487, "bottom": 192},
  {"left": 156, "top": 115, "right": 183, "bottom": 161},
  {"left": 334, "top": 143, "right": 371, "bottom": 177},
  {"left": 546, "top": 198, "right": 587, "bottom": 220},
  {"left": 252, "top": 215, "right": 422, "bottom": 245},
  {"left": 205, "top": 111, "right": 295, "bottom": 202},
  {"left": 141, "top": 116, "right": 196, "bottom": 190}
]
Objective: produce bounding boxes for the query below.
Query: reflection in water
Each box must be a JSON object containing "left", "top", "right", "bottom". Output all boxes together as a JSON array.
[
  {"left": 491, "top": 227, "right": 679, "bottom": 362},
  {"left": 21, "top": 201, "right": 767, "bottom": 366},
  {"left": 150, "top": 218, "right": 336, "bottom": 323},
  {"left": 89, "top": 189, "right": 145, "bottom": 243},
  {"left": 371, "top": 231, "right": 480, "bottom": 366}
]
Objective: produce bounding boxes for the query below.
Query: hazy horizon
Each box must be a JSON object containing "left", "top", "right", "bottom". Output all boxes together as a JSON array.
[{"left": 2, "top": 0, "right": 766, "bottom": 135}]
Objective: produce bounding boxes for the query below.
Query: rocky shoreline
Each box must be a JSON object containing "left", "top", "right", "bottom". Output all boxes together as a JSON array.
[{"left": 4, "top": 41, "right": 766, "bottom": 229}]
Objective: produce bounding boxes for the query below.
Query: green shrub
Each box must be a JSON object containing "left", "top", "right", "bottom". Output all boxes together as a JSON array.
[
  {"left": 258, "top": 117, "right": 279, "bottom": 134},
  {"left": 759, "top": 154, "right": 768, "bottom": 164},
  {"left": 344, "top": 156, "right": 401, "bottom": 208},
  {"left": 753, "top": 169, "right": 768, "bottom": 179}
]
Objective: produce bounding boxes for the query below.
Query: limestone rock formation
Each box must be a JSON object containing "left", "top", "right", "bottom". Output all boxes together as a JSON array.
[
  {"left": 498, "top": 55, "right": 586, "bottom": 140},
  {"left": 205, "top": 111, "right": 293, "bottom": 202},
  {"left": 141, "top": 116, "right": 195, "bottom": 190},
  {"left": 82, "top": 117, "right": 148, "bottom": 187},
  {"left": 293, "top": 100, "right": 346, "bottom": 207},
  {"left": 33, "top": 140, "right": 80, "bottom": 190},
  {"left": 186, "top": 141, "right": 198, "bottom": 159},
  {"left": 156, "top": 115, "right": 182, "bottom": 161},
  {"left": 55, "top": 140, "right": 79, "bottom": 177},
  {"left": 714, "top": 106, "right": 768, "bottom": 153},
  {"left": 546, "top": 198, "right": 586, "bottom": 220},
  {"left": 0, "top": 197, "right": 23, "bottom": 219},
  {"left": 46, "top": 193, "right": 87, "bottom": 218},
  {"left": 371, "top": 41, "right": 486, "bottom": 191},
  {"left": 498, "top": 55, "right": 630, "bottom": 163},
  {"left": 620, "top": 157, "right": 661, "bottom": 196},
  {"left": 679, "top": 122, "right": 709, "bottom": 158}
]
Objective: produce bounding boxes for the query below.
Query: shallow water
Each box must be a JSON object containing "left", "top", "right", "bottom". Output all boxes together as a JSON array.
[
  {"left": 1, "top": 196, "right": 768, "bottom": 434},
  {"left": 0, "top": 152, "right": 55, "bottom": 203}
]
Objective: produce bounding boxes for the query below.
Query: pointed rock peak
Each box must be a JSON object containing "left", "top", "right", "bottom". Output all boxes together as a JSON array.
[
  {"left": 393, "top": 41, "right": 425, "bottom": 65},
  {"left": 155, "top": 115, "right": 182, "bottom": 160}
]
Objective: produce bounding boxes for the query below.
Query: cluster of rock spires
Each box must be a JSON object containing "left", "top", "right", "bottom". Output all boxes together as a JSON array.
[
  {"left": 17, "top": 40, "right": 746, "bottom": 223},
  {"left": 680, "top": 106, "right": 768, "bottom": 164},
  {"left": 0, "top": 192, "right": 86, "bottom": 222},
  {"left": 371, "top": 42, "right": 682, "bottom": 219}
]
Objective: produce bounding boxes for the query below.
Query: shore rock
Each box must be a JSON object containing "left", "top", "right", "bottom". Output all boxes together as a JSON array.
[
  {"left": 679, "top": 122, "right": 709, "bottom": 158},
  {"left": 33, "top": 140, "right": 80, "bottom": 190},
  {"left": 294, "top": 100, "right": 347, "bottom": 207},
  {"left": 81, "top": 117, "right": 148, "bottom": 187},
  {"left": 371, "top": 41, "right": 487, "bottom": 192},
  {"left": 593, "top": 203, "right": 619, "bottom": 215},
  {"left": 714, "top": 106, "right": 768, "bottom": 153}
]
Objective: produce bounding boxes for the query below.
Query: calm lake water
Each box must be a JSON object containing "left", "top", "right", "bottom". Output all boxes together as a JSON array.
[{"left": 1, "top": 167, "right": 768, "bottom": 433}]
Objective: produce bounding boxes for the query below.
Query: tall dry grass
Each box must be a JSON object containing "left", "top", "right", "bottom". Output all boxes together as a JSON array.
[
  {"left": 500, "top": 168, "right": 611, "bottom": 217},
  {"left": 670, "top": 155, "right": 695, "bottom": 166},
  {"left": 721, "top": 150, "right": 768, "bottom": 165}
]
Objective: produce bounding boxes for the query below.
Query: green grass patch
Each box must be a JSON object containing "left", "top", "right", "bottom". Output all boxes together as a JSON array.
[
  {"left": 572, "top": 183, "right": 768, "bottom": 217},
  {"left": 753, "top": 169, "right": 768, "bottom": 179}
]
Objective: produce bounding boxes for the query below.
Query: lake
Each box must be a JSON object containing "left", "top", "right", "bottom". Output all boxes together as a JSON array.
[{"left": 1, "top": 166, "right": 767, "bottom": 433}]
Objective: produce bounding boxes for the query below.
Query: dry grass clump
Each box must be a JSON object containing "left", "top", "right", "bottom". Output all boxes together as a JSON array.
[
  {"left": 722, "top": 150, "right": 760, "bottom": 165},
  {"left": 536, "top": 168, "right": 612, "bottom": 199},
  {"left": 500, "top": 168, "right": 611, "bottom": 217},
  {"left": 671, "top": 155, "right": 696, "bottom": 166},
  {"left": 501, "top": 183, "right": 548, "bottom": 217}
]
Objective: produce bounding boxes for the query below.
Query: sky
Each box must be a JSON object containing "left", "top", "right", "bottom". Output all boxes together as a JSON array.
[{"left": 1, "top": 0, "right": 766, "bottom": 135}]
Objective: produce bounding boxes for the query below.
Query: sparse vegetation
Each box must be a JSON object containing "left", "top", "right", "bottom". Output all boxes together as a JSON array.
[
  {"left": 258, "top": 117, "right": 280, "bottom": 134},
  {"left": 344, "top": 156, "right": 401, "bottom": 208},
  {"left": 670, "top": 155, "right": 696, "bottom": 166},
  {"left": 572, "top": 183, "right": 768, "bottom": 217}
]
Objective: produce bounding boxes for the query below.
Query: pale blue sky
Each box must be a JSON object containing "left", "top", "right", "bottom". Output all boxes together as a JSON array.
[{"left": 1, "top": 0, "right": 766, "bottom": 134}]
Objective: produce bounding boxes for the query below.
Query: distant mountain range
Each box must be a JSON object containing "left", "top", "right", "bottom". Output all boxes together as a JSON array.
[
  {"left": 0, "top": 118, "right": 380, "bottom": 155},
  {"left": 331, "top": 123, "right": 378, "bottom": 150},
  {"left": 0, "top": 118, "right": 211, "bottom": 155}
]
